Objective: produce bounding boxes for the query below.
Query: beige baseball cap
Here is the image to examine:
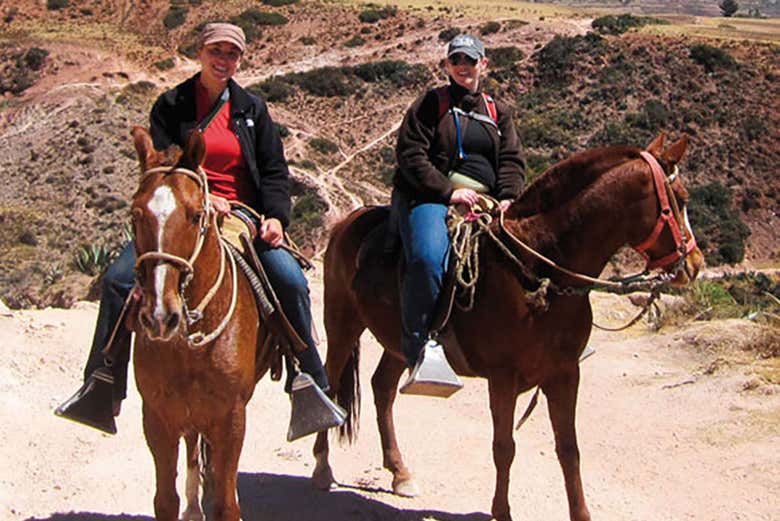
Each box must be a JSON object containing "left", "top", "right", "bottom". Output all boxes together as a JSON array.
[{"left": 198, "top": 23, "right": 246, "bottom": 53}]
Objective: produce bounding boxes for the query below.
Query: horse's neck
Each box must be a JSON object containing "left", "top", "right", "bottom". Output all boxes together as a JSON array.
[{"left": 509, "top": 167, "right": 644, "bottom": 278}]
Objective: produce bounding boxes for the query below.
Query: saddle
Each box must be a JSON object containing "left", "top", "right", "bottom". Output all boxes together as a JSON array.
[{"left": 353, "top": 206, "right": 476, "bottom": 376}]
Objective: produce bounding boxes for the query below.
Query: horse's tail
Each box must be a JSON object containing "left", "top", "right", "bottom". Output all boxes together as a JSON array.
[{"left": 336, "top": 339, "right": 360, "bottom": 444}]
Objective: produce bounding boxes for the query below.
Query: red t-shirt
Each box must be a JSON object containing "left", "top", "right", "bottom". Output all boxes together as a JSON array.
[{"left": 195, "top": 81, "right": 254, "bottom": 203}]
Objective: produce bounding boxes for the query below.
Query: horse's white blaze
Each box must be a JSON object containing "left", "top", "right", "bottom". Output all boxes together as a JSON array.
[
  {"left": 147, "top": 185, "right": 177, "bottom": 316},
  {"left": 683, "top": 207, "right": 694, "bottom": 240}
]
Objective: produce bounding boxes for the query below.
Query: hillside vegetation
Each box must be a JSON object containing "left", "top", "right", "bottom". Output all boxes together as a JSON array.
[{"left": 0, "top": 0, "right": 778, "bottom": 308}]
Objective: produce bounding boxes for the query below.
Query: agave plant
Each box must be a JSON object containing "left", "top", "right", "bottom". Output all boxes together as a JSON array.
[{"left": 75, "top": 243, "right": 112, "bottom": 276}]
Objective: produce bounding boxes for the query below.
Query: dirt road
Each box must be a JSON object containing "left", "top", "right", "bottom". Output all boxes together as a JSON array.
[{"left": 2, "top": 280, "right": 778, "bottom": 521}]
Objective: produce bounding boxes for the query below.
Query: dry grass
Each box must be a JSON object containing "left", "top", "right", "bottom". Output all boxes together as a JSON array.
[
  {"left": 334, "top": 0, "right": 576, "bottom": 20},
  {"left": 644, "top": 15, "right": 780, "bottom": 43}
]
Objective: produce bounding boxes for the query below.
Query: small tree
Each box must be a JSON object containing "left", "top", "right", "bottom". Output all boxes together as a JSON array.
[{"left": 719, "top": 0, "right": 739, "bottom": 17}]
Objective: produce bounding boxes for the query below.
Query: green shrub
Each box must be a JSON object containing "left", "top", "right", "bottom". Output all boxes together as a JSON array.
[
  {"left": 154, "top": 58, "right": 176, "bottom": 71},
  {"left": 286, "top": 67, "right": 357, "bottom": 97},
  {"left": 741, "top": 115, "right": 765, "bottom": 140},
  {"left": 486, "top": 46, "right": 524, "bottom": 69},
  {"left": 23, "top": 48, "right": 49, "bottom": 71},
  {"left": 231, "top": 9, "right": 288, "bottom": 42},
  {"left": 345, "top": 36, "right": 366, "bottom": 47},
  {"left": 300, "top": 36, "right": 316, "bottom": 45},
  {"left": 626, "top": 98, "right": 670, "bottom": 131},
  {"left": 309, "top": 137, "right": 339, "bottom": 155},
  {"left": 439, "top": 27, "right": 460, "bottom": 42},
  {"left": 262, "top": 0, "right": 298, "bottom": 5},
  {"left": 289, "top": 191, "right": 328, "bottom": 247},
  {"left": 591, "top": 14, "right": 668, "bottom": 35},
  {"left": 688, "top": 182, "right": 750, "bottom": 265},
  {"left": 163, "top": 7, "right": 187, "bottom": 29},
  {"left": 524, "top": 154, "right": 554, "bottom": 183},
  {"left": 248, "top": 78, "right": 294, "bottom": 102},
  {"left": 535, "top": 33, "right": 604, "bottom": 86},
  {"left": 480, "top": 21, "right": 501, "bottom": 36},
  {"left": 353, "top": 60, "right": 431, "bottom": 88},
  {"left": 690, "top": 44, "right": 737, "bottom": 73},
  {"left": 359, "top": 6, "right": 397, "bottom": 23},
  {"left": 46, "top": 0, "right": 68, "bottom": 10}
]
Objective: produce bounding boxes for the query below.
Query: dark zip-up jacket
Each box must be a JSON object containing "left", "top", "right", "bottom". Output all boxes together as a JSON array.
[
  {"left": 149, "top": 73, "right": 291, "bottom": 227},
  {"left": 393, "top": 81, "right": 525, "bottom": 204}
]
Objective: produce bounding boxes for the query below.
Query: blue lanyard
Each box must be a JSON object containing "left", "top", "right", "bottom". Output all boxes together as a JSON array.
[{"left": 452, "top": 109, "right": 468, "bottom": 160}]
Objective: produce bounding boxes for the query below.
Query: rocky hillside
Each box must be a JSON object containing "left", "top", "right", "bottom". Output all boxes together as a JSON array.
[{"left": 0, "top": 0, "right": 778, "bottom": 308}]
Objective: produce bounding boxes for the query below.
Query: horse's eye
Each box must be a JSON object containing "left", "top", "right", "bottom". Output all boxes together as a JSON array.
[{"left": 192, "top": 211, "right": 203, "bottom": 224}]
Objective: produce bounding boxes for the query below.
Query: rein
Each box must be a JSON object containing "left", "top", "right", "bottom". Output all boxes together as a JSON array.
[
  {"left": 445, "top": 152, "right": 696, "bottom": 332},
  {"left": 134, "top": 166, "right": 239, "bottom": 348}
]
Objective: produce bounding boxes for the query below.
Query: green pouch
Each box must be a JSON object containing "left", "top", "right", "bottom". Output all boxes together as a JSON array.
[{"left": 448, "top": 171, "right": 490, "bottom": 193}]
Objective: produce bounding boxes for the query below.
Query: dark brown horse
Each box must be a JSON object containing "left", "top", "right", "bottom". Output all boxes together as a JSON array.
[
  {"left": 130, "top": 127, "right": 275, "bottom": 521},
  {"left": 312, "top": 134, "right": 705, "bottom": 521}
]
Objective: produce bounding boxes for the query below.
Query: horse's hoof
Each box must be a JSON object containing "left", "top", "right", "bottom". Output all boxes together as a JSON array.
[
  {"left": 181, "top": 506, "right": 205, "bottom": 521},
  {"left": 311, "top": 464, "right": 336, "bottom": 490},
  {"left": 392, "top": 477, "right": 420, "bottom": 497}
]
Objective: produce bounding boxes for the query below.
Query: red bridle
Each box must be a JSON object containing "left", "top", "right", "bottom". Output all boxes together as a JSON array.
[{"left": 632, "top": 151, "right": 697, "bottom": 270}]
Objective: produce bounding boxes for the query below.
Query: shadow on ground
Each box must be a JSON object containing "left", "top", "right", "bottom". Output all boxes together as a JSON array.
[{"left": 23, "top": 472, "right": 490, "bottom": 521}]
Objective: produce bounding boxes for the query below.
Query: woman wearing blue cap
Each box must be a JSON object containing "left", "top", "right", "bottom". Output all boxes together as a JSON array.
[{"left": 392, "top": 33, "right": 526, "bottom": 394}]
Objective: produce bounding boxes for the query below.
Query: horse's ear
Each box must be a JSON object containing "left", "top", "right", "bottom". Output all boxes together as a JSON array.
[
  {"left": 131, "top": 126, "right": 155, "bottom": 171},
  {"left": 646, "top": 132, "right": 666, "bottom": 155},
  {"left": 182, "top": 130, "right": 206, "bottom": 169},
  {"left": 661, "top": 134, "right": 689, "bottom": 165}
]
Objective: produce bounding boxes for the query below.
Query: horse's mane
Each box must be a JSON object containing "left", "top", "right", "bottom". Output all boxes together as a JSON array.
[{"left": 511, "top": 145, "right": 642, "bottom": 218}]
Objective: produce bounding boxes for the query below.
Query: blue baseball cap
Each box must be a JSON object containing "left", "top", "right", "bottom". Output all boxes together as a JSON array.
[{"left": 447, "top": 34, "right": 485, "bottom": 60}]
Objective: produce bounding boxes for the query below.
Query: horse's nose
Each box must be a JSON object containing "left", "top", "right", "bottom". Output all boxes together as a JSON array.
[{"left": 139, "top": 308, "right": 182, "bottom": 340}]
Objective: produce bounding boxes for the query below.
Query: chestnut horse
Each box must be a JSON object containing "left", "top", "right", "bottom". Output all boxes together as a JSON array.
[
  {"left": 312, "top": 134, "right": 704, "bottom": 521},
  {"left": 130, "top": 127, "right": 274, "bottom": 521}
]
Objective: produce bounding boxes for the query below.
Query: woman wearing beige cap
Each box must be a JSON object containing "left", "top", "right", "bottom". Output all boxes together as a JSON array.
[{"left": 57, "top": 22, "right": 343, "bottom": 439}]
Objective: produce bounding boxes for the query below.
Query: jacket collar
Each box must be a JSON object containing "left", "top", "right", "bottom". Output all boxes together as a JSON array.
[{"left": 179, "top": 73, "right": 253, "bottom": 117}]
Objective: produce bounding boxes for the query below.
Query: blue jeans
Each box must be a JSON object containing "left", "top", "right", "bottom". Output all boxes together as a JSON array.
[
  {"left": 82, "top": 238, "right": 328, "bottom": 399},
  {"left": 397, "top": 196, "right": 450, "bottom": 367}
]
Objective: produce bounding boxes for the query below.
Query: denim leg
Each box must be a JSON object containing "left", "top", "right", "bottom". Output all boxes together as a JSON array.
[
  {"left": 255, "top": 242, "right": 329, "bottom": 391},
  {"left": 397, "top": 199, "right": 450, "bottom": 367},
  {"left": 83, "top": 241, "right": 135, "bottom": 401}
]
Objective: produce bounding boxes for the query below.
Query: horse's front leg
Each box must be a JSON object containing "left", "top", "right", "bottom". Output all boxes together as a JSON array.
[
  {"left": 372, "top": 351, "right": 419, "bottom": 497},
  {"left": 487, "top": 370, "right": 519, "bottom": 521},
  {"left": 141, "top": 403, "right": 181, "bottom": 521},
  {"left": 182, "top": 432, "right": 204, "bottom": 521},
  {"left": 543, "top": 365, "right": 591, "bottom": 521},
  {"left": 207, "top": 405, "right": 246, "bottom": 521}
]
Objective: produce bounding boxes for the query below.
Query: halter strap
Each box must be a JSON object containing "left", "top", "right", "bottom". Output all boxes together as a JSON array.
[{"left": 632, "top": 152, "right": 697, "bottom": 270}]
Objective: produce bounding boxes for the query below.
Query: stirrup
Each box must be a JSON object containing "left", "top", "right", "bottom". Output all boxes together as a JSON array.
[
  {"left": 54, "top": 367, "right": 117, "bottom": 435},
  {"left": 400, "top": 339, "right": 463, "bottom": 398},
  {"left": 287, "top": 373, "right": 346, "bottom": 442}
]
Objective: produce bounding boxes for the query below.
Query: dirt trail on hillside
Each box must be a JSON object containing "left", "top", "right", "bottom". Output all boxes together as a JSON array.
[{"left": 2, "top": 278, "right": 779, "bottom": 521}]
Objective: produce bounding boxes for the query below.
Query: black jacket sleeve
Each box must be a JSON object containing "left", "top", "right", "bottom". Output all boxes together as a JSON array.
[
  {"left": 395, "top": 90, "right": 454, "bottom": 203},
  {"left": 251, "top": 97, "right": 292, "bottom": 227},
  {"left": 494, "top": 100, "right": 526, "bottom": 200}
]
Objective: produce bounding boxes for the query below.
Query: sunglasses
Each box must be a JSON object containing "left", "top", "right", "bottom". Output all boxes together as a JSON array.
[
  {"left": 206, "top": 46, "right": 241, "bottom": 62},
  {"left": 448, "top": 54, "right": 479, "bottom": 67}
]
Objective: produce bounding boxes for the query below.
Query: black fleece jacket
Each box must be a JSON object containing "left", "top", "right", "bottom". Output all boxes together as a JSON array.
[
  {"left": 149, "top": 73, "right": 292, "bottom": 227},
  {"left": 393, "top": 81, "right": 525, "bottom": 204}
]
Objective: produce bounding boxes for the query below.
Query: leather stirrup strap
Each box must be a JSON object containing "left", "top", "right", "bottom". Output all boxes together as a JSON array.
[{"left": 238, "top": 233, "right": 309, "bottom": 354}]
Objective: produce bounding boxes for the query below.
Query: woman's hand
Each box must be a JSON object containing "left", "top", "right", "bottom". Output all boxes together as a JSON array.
[
  {"left": 498, "top": 199, "right": 513, "bottom": 213},
  {"left": 260, "top": 217, "right": 284, "bottom": 247},
  {"left": 450, "top": 188, "right": 480, "bottom": 208},
  {"left": 209, "top": 195, "right": 232, "bottom": 215}
]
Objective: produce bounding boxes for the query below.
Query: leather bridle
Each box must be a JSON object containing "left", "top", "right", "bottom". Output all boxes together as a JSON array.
[
  {"left": 631, "top": 151, "right": 697, "bottom": 271},
  {"left": 133, "top": 166, "right": 237, "bottom": 347}
]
